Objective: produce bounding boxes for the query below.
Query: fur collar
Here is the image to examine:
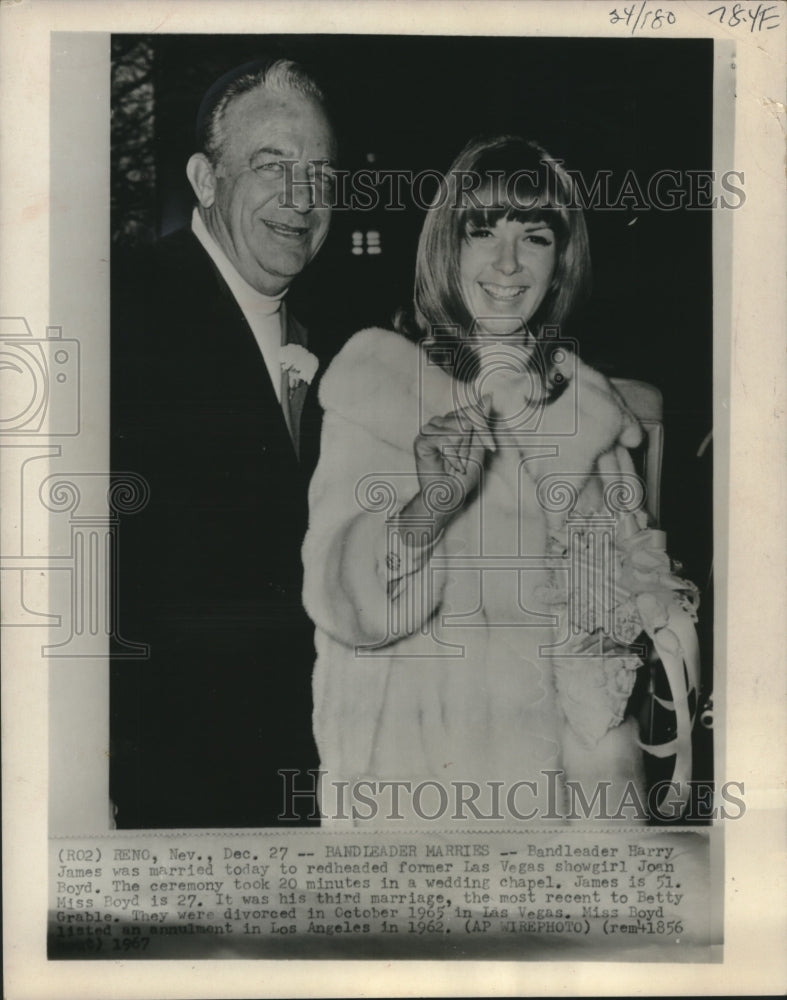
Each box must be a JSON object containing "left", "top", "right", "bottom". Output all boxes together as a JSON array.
[
  {"left": 319, "top": 328, "right": 456, "bottom": 452},
  {"left": 319, "top": 327, "right": 642, "bottom": 460}
]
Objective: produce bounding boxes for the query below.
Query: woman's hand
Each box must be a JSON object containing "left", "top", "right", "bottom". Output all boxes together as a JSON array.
[{"left": 400, "top": 401, "right": 496, "bottom": 537}]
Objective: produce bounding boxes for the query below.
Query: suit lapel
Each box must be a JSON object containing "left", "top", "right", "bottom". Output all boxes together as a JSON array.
[
  {"left": 280, "top": 304, "right": 312, "bottom": 460},
  {"left": 192, "top": 233, "right": 315, "bottom": 464},
  {"left": 202, "top": 246, "right": 301, "bottom": 462}
]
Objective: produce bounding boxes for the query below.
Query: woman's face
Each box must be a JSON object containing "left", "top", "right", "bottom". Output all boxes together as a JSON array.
[{"left": 459, "top": 214, "right": 557, "bottom": 339}]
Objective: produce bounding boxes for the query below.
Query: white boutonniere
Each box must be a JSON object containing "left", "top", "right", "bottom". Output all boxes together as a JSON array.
[{"left": 279, "top": 344, "right": 319, "bottom": 399}]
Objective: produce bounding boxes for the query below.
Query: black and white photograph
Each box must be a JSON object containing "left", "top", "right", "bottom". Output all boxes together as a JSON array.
[
  {"left": 1, "top": 0, "right": 785, "bottom": 996},
  {"left": 108, "top": 31, "right": 717, "bottom": 834}
]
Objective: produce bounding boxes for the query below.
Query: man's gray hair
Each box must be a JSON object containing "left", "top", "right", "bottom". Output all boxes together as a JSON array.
[{"left": 199, "top": 58, "right": 327, "bottom": 164}]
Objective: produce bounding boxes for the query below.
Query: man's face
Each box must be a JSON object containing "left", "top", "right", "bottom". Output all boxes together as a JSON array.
[{"left": 203, "top": 85, "right": 336, "bottom": 295}]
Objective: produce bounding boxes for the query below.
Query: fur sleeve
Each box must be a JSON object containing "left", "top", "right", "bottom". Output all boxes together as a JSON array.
[{"left": 302, "top": 331, "right": 450, "bottom": 648}]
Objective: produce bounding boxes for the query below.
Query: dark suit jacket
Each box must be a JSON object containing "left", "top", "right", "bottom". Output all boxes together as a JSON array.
[{"left": 110, "top": 228, "right": 322, "bottom": 828}]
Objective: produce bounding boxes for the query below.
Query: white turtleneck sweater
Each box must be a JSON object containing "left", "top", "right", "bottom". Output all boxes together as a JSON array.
[{"left": 191, "top": 208, "right": 286, "bottom": 403}]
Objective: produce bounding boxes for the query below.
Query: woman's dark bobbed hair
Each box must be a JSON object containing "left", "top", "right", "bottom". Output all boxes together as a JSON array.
[{"left": 410, "top": 135, "right": 592, "bottom": 345}]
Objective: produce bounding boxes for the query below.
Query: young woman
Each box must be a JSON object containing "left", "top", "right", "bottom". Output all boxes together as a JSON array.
[{"left": 302, "top": 136, "right": 698, "bottom": 825}]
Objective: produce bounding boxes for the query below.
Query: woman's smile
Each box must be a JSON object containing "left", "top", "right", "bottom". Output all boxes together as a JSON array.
[
  {"left": 460, "top": 216, "right": 556, "bottom": 335},
  {"left": 478, "top": 281, "right": 529, "bottom": 301}
]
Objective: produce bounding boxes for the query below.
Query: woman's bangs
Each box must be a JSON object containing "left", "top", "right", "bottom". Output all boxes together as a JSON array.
[
  {"left": 456, "top": 139, "right": 572, "bottom": 239},
  {"left": 462, "top": 199, "right": 566, "bottom": 238}
]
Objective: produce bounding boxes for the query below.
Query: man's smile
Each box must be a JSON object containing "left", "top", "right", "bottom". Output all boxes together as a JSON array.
[{"left": 263, "top": 219, "right": 310, "bottom": 239}]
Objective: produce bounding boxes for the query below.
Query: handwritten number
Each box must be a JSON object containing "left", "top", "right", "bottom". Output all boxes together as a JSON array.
[
  {"left": 706, "top": 2, "right": 781, "bottom": 29},
  {"left": 609, "top": 3, "right": 677, "bottom": 30}
]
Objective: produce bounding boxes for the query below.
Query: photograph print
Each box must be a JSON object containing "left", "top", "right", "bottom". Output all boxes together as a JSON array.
[{"left": 108, "top": 32, "right": 717, "bottom": 832}]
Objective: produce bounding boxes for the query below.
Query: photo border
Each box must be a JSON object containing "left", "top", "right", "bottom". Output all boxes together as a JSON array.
[{"left": 2, "top": 1, "right": 784, "bottom": 997}]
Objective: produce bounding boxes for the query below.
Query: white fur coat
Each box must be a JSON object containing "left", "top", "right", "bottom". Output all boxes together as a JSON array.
[{"left": 302, "top": 329, "right": 646, "bottom": 823}]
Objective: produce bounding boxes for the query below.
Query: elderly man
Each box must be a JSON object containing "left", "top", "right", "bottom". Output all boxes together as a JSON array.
[{"left": 110, "top": 58, "right": 336, "bottom": 828}]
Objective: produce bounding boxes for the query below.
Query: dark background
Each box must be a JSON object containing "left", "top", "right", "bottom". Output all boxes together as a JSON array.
[{"left": 111, "top": 34, "right": 715, "bottom": 794}]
